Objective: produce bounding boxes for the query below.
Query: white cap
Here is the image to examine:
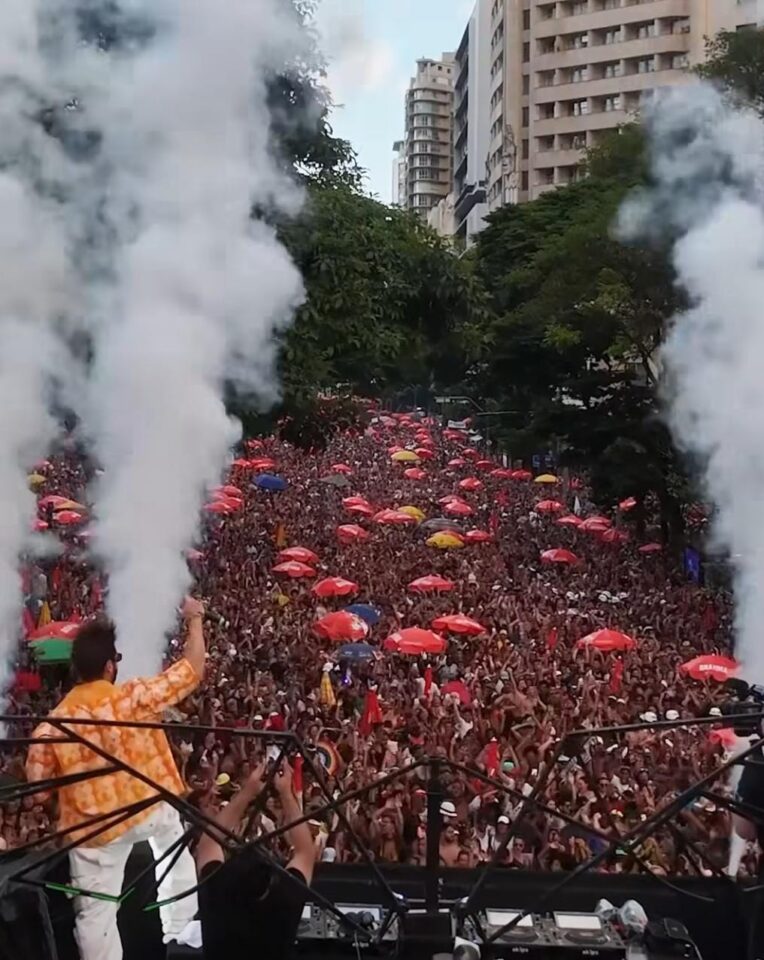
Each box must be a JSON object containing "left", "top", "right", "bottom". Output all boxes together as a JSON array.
[
  {"left": 640, "top": 711, "right": 658, "bottom": 723},
  {"left": 498, "top": 815, "right": 510, "bottom": 824},
  {"left": 665, "top": 709, "right": 680, "bottom": 721},
  {"left": 440, "top": 800, "right": 457, "bottom": 819},
  {"left": 709, "top": 707, "right": 722, "bottom": 718}
]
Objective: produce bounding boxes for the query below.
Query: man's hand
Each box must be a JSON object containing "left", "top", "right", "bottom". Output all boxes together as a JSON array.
[
  {"left": 275, "top": 760, "right": 294, "bottom": 797},
  {"left": 181, "top": 595, "right": 205, "bottom": 621},
  {"left": 244, "top": 761, "right": 267, "bottom": 797}
]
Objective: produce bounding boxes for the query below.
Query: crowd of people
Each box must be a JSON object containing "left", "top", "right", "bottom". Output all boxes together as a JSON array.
[{"left": 1, "top": 412, "right": 753, "bottom": 879}]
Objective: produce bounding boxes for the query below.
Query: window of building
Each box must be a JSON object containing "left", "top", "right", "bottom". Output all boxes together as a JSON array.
[
  {"left": 603, "top": 95, "right": 622, "bottom": 112},
  {"left": 636, "top": 22, "right": 656, "bottom": 39},
  {"left": 603, "top": 61, "right": 621, "bottom": 78},
  {"left": 538, "top": 168, "right": 554, "bottom": 185},
  {"left": 523, "top": 75, "right": 530, "bottom": 94},
  {"left": 571, "top": 98, "right": 588, "bottom": 116},
  {"left": 537, "top": 70, "right": 555, "bottom": 87},
  {"left": 536, "top": 135, "right": 554, "bottom": 152},
  {"left": 539, "top": 102, "right": 555, "bottom": 120},
  {"left": 522, "top": 138, "right": 529, "bottom": 159},
  {"left": 566, "top": 32, "right": 589, "bottom": 49},
  {"left": 538, "top": 37, "right": 556, "bottom": 54},
  {"left": 523, "top": 9, "right": 531, "bottom": 29},
  {"left": 523, "top": 41, "right": 530, "bottom": 61},
  {"left": 605, "top": 28, "right": 622, "bottom": 44},
  {"left": 572, "top": 1, "right": 588, "bottom": 14},
  {"left": 522, "top": 106, "right": 530, "bottom": 127},
  {"left": 637, "top": 56, "right": 655, "bottom": 73},
  {"left": 672, "top": 53, "right": 689, "bottom": 69},
  {"left": 571, "top": 67, "right": 588, "bottom": 83},
  {"left": 521, "top": 170, "right": 529, "bottom": 191}
]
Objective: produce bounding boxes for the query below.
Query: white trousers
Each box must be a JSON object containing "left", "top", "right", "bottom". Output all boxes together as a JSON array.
[{"left": 69, "top": 802, "right": 198, "bottom": 960}]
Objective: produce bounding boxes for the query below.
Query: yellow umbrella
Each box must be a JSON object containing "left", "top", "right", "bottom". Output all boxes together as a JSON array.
[
  {"left": 27, "top": 473, "right": 46, "bottom": 488},
  {"left": 391, "top": 450, "right": 420, "bottom": 463},
  {"left": 427, "top": 532, "right": 465, "bottom": 550},
  {"left": 534, "top": 474, "right": 559, "bottom": 484},
  {"left": 399, "top": 505, "right": 425, "bottom": 522}
]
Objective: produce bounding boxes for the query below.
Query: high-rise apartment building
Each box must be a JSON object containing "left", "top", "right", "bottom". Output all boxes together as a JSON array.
[
  {"left": 391, "top": 140, "right": 407, "bottom": 207},
  {"left": 402, "top": 54, "right": 455, "bottom": 218},
  {"left": 452, "top": 0, "right": 493, "bottom": 247}
]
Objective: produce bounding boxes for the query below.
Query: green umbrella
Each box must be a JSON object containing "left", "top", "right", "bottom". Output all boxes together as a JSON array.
[{"left": 30, "top": 638, "right": 74, "bottom": 663}]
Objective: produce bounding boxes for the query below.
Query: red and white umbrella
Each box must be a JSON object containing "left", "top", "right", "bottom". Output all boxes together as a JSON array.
[
  {"left": 332, "top": 463, "right": 354, "bottom": 475},
  {"left": 541, "top": 548, "right": 580, "bottom": 565},
  {"left": 639, "top": 542, "right": 663, "bottom": 554},
  {"left": 619, "top": 497, "right": 637, "bottom": 511},
  {"left": 314, "top": 611, "right": 369, "bottom": 642},
  {"left": 313, "top": 577, "right": 359, "bottom": 599},
  {"left": 415, "top": 448, "right": 434, "bottom": 461},
  {"left": 203, "top": 500, "right": 236, "bottom": 515},
  {"left": 336, "top": 524, "right": 370, "bottom": 545},
  {"left": 55, "top": 510, "right": 85, "bottom": 525},
  {"left": 409, "top": 575, "right": 455, "bottom": 593},
  {"left": 384, "top": 628, "right": 446, "bottom": 655},
  {"left": 28, "top": 621, "right": 81, "bottom": 642},
  {"left": 489, "top": 468, "right": 514, "bottom": 479},
  {"left": 445, "top": 500, "right": 473, "bottom": 517},
  {"left": 600, "top": 528, "right": 629, "bottom": 545},
  {"left": 459, "top": 477, "right": 483, "bottom": 492},
  {"left": 464, "top": 529, "right": 493, "bottom": 543},
  {"left": 404, "top": 467, "right": 427, "bottom": 481},
  {"left": 576, "top": 629, "right": 636, "bottom": 653},
  {"left": 278, "top": 546, "right": 319, "bottom": 565},
  {"left": 579, "top": 517, "right": 611, "bottom": 533},
  {"left": 680, "top": 655, "right": 738, "bottom": 683},
  {"left": 249, "top": 457, "right": 277, "bottom": 471},
  {"left": 447, "top": 458, "right": 467, "bottom": 468},
  {"left": 272, "top": 561, "right": 316, "bottom": 579},
  {"left": 373, "top": 509, "right": 417, "bottom": 525},
  {"left": 556, "top": 515, "right": 582, "bottom": 528},
  {"left": 535, "top": 500, "right": 564, "bottom": 514},
  {"left": 461, "top": 448, "right": 479, "bottom": 461},
  {"left": 431, "top": 614, "right": 486, "bottom": 636},
  {"left": 511, "top": 469, "right": 532, "bottom": 481},
  {"left": 476, "top": 459, "right": 493, "bottom": 471},
  {"left": 212, "top": 484, "right": 242, "bottom": 499},
  {"left": 441, "top": 679, "right": 472, "bottom": 705}
]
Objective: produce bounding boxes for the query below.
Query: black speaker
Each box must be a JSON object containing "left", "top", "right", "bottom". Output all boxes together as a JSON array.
[{"left": 0, "top": 855, "right": 59, "bottom": 960}]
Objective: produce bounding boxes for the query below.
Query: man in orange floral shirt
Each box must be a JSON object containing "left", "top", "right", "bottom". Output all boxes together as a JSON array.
[{"left": 26, "top": 596, "right": 206, "bottom": 960}]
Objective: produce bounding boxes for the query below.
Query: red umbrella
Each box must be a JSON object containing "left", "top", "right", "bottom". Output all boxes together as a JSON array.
[
  {"left": 249, "top": 457, "right": 277, "bottom": 471},
  {"left": 579, "top": 517, "right": 610, "bottom": 533},
  {"left": 445, "top": 500, "right": 473, "bottom": 517},
  {"left": 55, "top": 510, "right": 85, "bottom": 525},
  {"left": 461, "top": 448, "right": 479, "bottom": 460},
  {"left": 415, "top": 448, "right": 434, "bottom": 461},
  {"left": 535, "top": 500, "right": 564, "bottom": 514},
  {"left": 464, "top": 529, "right": 492, "bottom": 543},
  {"left": 619, "top": 497, "right": 637, "bottom": 511},
  {"left": 384, "top": 628, "right": 446, "bottom": 655},
  {"left": 541, "top": 548, "right": 580, "bottom": 565},
  {"left": 459, "top": 477, "right": 483, "bottom": 492},
  {"left": 404, "top": 467, "right": 427, "bottom": 480},
  {"left": 439, "top": 494, "right": 460, "bottom": 505},
  {"left": 220, "top": 484, "right": 243, "bottom": 498},
  {"left": 39, "top": 495, "right": 72, "bottom": 510},
  {"left": 490, "top": 468, "right": 514, "bottom": 479},
  {"left": 337, "top": 524, "right": 370, "bottom": 544},
  {"left": 586, "top": 514, "right": 612, "bottom": 527},
  {"left": 709, "top": 727, "right": 737, "bottom": 749},
  {"left": 28, "top": 621, "right": 81, "bottom": 642},
  {"left": 373, "top": 509, "right": 416, "bottom": 525},
  {"left": 388, "top": 445, "right": 404, "bottom": 454},
  {"left": 313, "top": 577, "right": 359, "bottom": 599},
  {"left": 600, "top": 528, "right": 629, "bottom": 545},
  {"left": 32, "top": 519, "right": 49, "bottom": 532},
  {"left": 476, "top": 459, "right": 493, "bottom": 471},
  {"left": 680, "top": 655, "right": 738, "bottom": 683},
  {"left": 203, "top": 499, "right": 238, "bottom": 514},
  {"left": 278, "top": 546, "right": 319, "bottom": 565},
  {"left": 432, "top": 614, "right": 486, "bottom": 636},
  {"left": 447, "top": 458, "right": 467, "bottom": 468},
  {"left": 409, "top": 575, "right": 455, "bottom": 593},
  {"left": 576, "top": 629, "right": 636, "bottom": 652},
  {"left": 639, "top": 542, "right": 663, "bottom": 554},
  {"left": 441, "top": 679, "right": 472, "bottom": 705},
  {"left": 272, "top": 561, "right": 316, "bottom": 579},
  {"left": 332, "top": 464, "right": 353, "bottom": 475},
  {"left": 556, "top": 515, "right": 582, "bottom": 528},
  {"left": 345, "top": 502, "right": 374, "bottom": 517},
  {"left": 246, "top": 438, "right": 264, "bottom": 450},
  {"left": 314, "top": 611, "right": 369, "bottom": 642},
  {"left": 231, "top": 458, "right": 251, "bottom": 468},
  {"left": 511, "top": 469, "right": 532, "bottom": 481}
]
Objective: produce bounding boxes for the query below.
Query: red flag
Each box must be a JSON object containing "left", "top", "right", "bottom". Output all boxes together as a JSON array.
[
  {"left": 609, "top": 658, "right": 624, "bottom": 694},
  {"left": 358, "top": 689, "right": 383, "bottom": 737},
  {"left": 485, "top": 739, "right": 500, "bottom": 777},
  {"left": 424, "top": 665, "right": 433, "bottom": 698},
  {"left": 51, "top": 564, "right": 62, "bottom": 593},
  {"left": 293, "top": 754, "right": 304, "bottom": 809},
  {"left": 14, "top": 670, "right": 41, "bottom": 693},
  {"left": 21, "top": 606, "right": 36, "bottom": 638},
  {"left": 546, "top": 627, "right": 558, "bottom": 652}
]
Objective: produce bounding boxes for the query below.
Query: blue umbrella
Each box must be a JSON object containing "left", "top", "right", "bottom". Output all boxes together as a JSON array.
[
  {"left": 254, "top": 474, "right": 287, "bottom": 492},
  {"left": 344, "top": 604, "right": 381, "bottom": 626},
  {"left": 336, "top": 643, "right": 375, "bottom": 661}
]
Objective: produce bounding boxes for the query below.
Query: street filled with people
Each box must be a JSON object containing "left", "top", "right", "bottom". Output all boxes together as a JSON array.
[{"left": 1, "top": 411, "right": 750, "bottom": 878}]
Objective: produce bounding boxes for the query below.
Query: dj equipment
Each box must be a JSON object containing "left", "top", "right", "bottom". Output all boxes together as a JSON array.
[
  {"left": 461, "top": 909, "right": 628, "bottom": 959},
  {"left": 298, "top": 903, "right": 400, "bottom": 945}
]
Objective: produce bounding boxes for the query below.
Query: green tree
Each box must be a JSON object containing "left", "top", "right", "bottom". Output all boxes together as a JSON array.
[{"left": 697, "top": 27, "right": 764, "bottom": 115}]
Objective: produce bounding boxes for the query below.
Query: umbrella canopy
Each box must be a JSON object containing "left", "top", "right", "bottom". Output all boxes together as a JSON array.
[
  {"left": 391, "top": 450, "right": 420, "bottom": 463},
  {"left": 343, "top": 496, "right": 371, "bottom": 509},
  {"left": 319, "top": 473, "right": 351, "bottom": 489},
  {"left": 476, "top": 459, "right": 493, "bottom": 471},
  {"left": 254, "top": 474, "right": 288, "bottom": 492},
  {"left": 398, "top": 505, "right": 425, "bottom": 522},
  {"left": 345, "top": 502, "right": 374, "bottom": 517},
  {"left": 459, "top": 477, "right": 483, "bottom": 492},
  {"left": 55, "top": 510, "right": 85, "bottom": 525},
  {"left": 331, "top": 464, "right": 353, "bottom": 475},
  {"left": 600, "top": 528, "right": 629, "bottom": 545},
  {"left": 639, "top": 542, "right": 663, "bottom": 554},
  {"left": 535, "top": 500, "right": 564, "bottom": 514},
  {"left": 541, "top": 548, "right": 580, "bottom": 565},
  {"left": 409, "top": 575, "right": 455, "bottom": 593},
  {"left": 249, "top": 457, "right": 277, "bottom": 471},
  {"left": 344, "top": 603, "right": 381, "bottom": 626},
  {"left": 420, "top": 518, "right": 463, "bottom": 534},
  {"left": 511, "top": 469, "right": 532, "bottom": 481},
  {"left": 33, "top": 519, "right": 49, "bottom": 532},
  {"left": 231, "top": 458, "right": 251, "bottom": 468},
  {"left": 415, "top": 448, "right": 434, "bottom": 461},
  {"left": 445, "top": 500, "right": 473, "bottom": 517},
  {"left": 314, "top": 611, "right": 369, "bottom": 642},
  {"left": 556, "top": 515, "right": 582, "bottom": 528},
  {"left": 278, "top": 547, "right": 319, "bottom": 565},
  {"left": 447, "top": 458, "right": 467, "bottom": 468},
  {"left": 217, "top": 484, "right": 242, "bottom": 498},
  {"left": 439, "top": 494, "right": 460, "bottom": 505},
  {"left": 535, "top": 474, "right": 559, "bottom": 484},
  {"left": 404, "top": 467, "right": 427, "bottom": 480},
  {"left": 204, "top": 500, "right": 236, "bottom": 515},
  {"left": 426, "top": 532, "right": 465, "bottom": 550},
  {"left": 373, "top": 509, "right": 417, "bottom": 525},
  {"left": 490, "top": 468, "right": 515, "bottom": 479},
  {"left": 383, "top": 628, "right": 446, "bottom": 655},
  {"left": 52, "top": 498, "right": 87, "bottom": 512},
  {"left": 39, "top": 495, "right": 74, "bottom": 510},
  {"left": 28, "top": 621, "right": 81, "bottom": 643},
  {"left": 27, "top": 473, "right": 46, "bottom": 488},
  {"left": 336, "top": 643, "right": 376, "bottom": 662},
  {"left": 30, "top": 638, "right": 74, "bottom": 663},
  {"left": 272, "top": 561, "right": 316, "bottom": 579},
  {"left": 576, "top": 629, "right": 636, "bottom": 652},
  {"left": 464, "top": 529, "right": 493, "bottom": 543},
  {"left": 313, "top": 577, "right": 359, "bottom": 599},
  {"left": 461, "top": 448, "right": 479, "bottom": 460},
  {"left": 441, "top": 679, "right": 472, "bottom": 705},
  {"left": 680, "top": 654, "right": 738, "bottom": 683},
  {"left": 579, "top": 517, "right": 611, "bottom": 533},
  {"left": 619, "top": 497, "right": 637, "bottom": 511},
  {"left": 432, "top": 614, "right": 486, "bottom": 636},
  {"left": 336, "top": 524, "right": 370, "bottom": 545}
]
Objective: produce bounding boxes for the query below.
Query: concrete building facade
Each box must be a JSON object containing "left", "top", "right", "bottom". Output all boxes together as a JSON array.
[
  {"left": 453, "top": 0, "right": 494, "bottom": 247},
  {"left": 402, "top": 54, "right": 455, "bottom": 218},
  {"left": 391, "top": 140, "right": 407, "bottom": 207}
]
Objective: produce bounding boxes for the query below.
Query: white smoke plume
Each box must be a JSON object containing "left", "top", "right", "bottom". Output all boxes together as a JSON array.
[
  {"left": 0, "top": 5, "right": 76, "bottom": 688},
  {"left": 66, "top": 0, "right": 306, "bottom": 676},
  {"left": 620, "top": 84, "right": 764, "bottom": 677}
]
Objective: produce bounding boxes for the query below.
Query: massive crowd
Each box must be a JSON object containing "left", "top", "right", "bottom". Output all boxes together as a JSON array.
[{"left": 0, "top": 413, "right": 752, "bottom": 879}]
